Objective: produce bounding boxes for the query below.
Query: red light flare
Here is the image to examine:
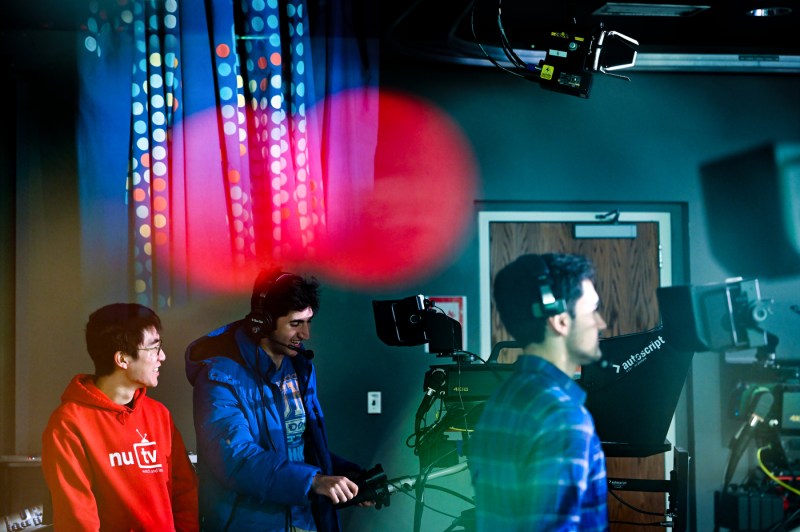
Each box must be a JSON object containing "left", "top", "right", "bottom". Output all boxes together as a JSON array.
[
  {"left": 305, "top": 89, "right": 478, "bottom": 288},
  {"left": 171, "top": 88, "right": 478, "bottom": 293}
]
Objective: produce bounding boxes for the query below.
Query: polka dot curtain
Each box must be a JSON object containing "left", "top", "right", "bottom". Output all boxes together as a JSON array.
[
  {"left": 128, "top": 0, "right": 182, "bottom": 307},
  {"left": 206, "top": 0, "right": 326, "bottom": 264},
  {"left": 80, "top": 0, "right": 185, "bottom": 308},
  {"left": 76, "top": 0, "right": 336, "bottom": 307}
]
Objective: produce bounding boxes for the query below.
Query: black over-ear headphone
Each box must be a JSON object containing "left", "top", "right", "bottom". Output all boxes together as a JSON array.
[
  {"left": 528, "top": 255, "right": 567, "bottom": 318},
  {"left": 246, "top": 271, "right": 297, "bottom": 338}
]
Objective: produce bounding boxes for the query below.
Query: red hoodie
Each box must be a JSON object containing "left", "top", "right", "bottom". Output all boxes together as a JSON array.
[{"left": 41, "top": 374, "right": 199, "bottom": 531}]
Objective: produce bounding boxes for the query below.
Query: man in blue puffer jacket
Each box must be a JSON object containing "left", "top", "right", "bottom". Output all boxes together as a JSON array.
[{"left": 185, "top": 269, "right": 366, "bottom": 531}]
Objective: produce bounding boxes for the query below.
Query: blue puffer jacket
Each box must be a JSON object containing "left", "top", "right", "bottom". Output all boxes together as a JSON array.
[{"left": 185, "top": 321, "right": 361, "bottom": 531}]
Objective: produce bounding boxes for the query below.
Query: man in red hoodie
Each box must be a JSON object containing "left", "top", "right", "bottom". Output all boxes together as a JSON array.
[{"left": 41, "top": 303, "right": 199, "bottom": 530}]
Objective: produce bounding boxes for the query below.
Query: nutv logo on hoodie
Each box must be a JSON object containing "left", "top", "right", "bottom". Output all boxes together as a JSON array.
[{"left": 108, "top": 429, "right": 163, "bottom": 473}]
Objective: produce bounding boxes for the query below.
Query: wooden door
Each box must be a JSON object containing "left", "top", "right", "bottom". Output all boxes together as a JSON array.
[{"left": 487, "top": 218, "right": 665, "bottom": 531}]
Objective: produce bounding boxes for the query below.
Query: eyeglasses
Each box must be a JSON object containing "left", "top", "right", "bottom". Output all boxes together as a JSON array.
[{"left": 138, "top": 340, "right": 163, "bottom": 353}]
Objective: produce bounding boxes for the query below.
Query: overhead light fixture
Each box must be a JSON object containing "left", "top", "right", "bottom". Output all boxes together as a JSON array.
[
  {"left": 593, "top": 3, "right": 710, "bottom": 17},
  {"left": 468, "top": 1, "right": 648, "bottom": 98},
  {"left": 532, "top": 28, "right": 639, "bottom": 98},
  {"left": 746, "top": 6, "right": 793, "bottom": 16}
]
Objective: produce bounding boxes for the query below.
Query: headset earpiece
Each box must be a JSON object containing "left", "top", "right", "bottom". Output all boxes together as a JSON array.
[
  {"left": 246, "top": 294, "right": 270, "bottom": 339},
  {"left": 530, "top": 256, "right": 567, "bottom": 318},
  {"left": 246, "top": 272, "right": 295, "bottom": 339}
]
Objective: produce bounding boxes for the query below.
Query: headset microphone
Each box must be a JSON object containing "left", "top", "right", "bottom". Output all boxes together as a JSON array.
[{"left": 276, "top": 341, "right": 315, "bottom": 360}]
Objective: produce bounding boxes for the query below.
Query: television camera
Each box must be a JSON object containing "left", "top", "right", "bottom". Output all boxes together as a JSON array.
[
  {"left": 372, "top": 295, "right": 512, "bottom": 447},
  {"left": 660, "top": 278, "right": 800, "bottom": 531},
  {"left": 370, "top": 295, "right": 509, "bottom": 531},
  {"left": 372, "top": 295, "right": 465, "bottom": 358},
  {"left": 365, "top": 277, "right": 792, "bottom": 531}
]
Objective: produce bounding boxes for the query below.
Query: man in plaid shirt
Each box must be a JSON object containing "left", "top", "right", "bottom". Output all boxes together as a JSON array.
[{"left": 470, "top": 253, "right": 609, "bottom": 531}]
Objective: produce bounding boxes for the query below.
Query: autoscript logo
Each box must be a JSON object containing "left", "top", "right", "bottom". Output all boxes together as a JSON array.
[
  {"left": 108, "top": 429, "right": 163, "bottom": 472},
  {"left": 612, "top": 335, "right": 666, "bottom": 373}
]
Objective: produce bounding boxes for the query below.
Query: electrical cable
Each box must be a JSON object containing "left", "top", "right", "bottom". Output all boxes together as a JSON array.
[
  {"left": 723, "top": 389, "right": 774, "bottom": 489},
  {"left": 422, "top": 484, "right": 476, "bottom": 505},
  {"left": 454, "top": 360, "right": 468, "bottom": 427},
  {"left": 387, "top": 483, "right": 462, "bottom": 520},
  {"left": 406, "top": 399, "right": 446, "bottom": 456},
  {"left": 420, "top": 447, "right": 459, "bottom": 482},
  {"left": 608, "top": 489, "right": 665, "bottom": 517},
  {"left": 496, "top": 0, "right": 528, "bottom": 70},
  {"left": 411, "top": 390, "right": 437, "bottom": 449},
  {"left": 757, "top": 445, "right": 800, "bottom": 496},
  {"left": 413, "top": 448, "right": 468, "bottom": 530},
  {"left": 766, "top": 506, "right": 800, "bottom": 532},
  {"left": 383, "top": 0, "right": 428, "bottom": 47},
  {"left": 470, "top": 0, "right": 528, "bottom": 78},
  {"left": 445, "top": 0, "right": 491, "bottom": 56}
]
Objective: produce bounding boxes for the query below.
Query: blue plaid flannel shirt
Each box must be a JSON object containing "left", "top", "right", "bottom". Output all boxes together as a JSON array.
[{"left": 469, "top": 355, "right": 608, "bottom": 531}]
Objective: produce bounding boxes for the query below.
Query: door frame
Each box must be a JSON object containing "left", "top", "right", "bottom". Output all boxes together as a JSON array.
[
  {"left": 479, "top": 209, "right": 675, "bottom": 357},
  {"left": 476, "top": 204, "right": 689, "bottom": 522}
]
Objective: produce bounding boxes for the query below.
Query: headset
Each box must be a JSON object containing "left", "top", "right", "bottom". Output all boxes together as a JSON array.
[
  {"left": 527, "top": 254, "right": 567, "bottom": 318},
  {"left": 246, "top": 271, "right": 298, "bottom": 338}
]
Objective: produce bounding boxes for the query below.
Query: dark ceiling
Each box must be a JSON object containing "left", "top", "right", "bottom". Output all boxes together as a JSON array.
[
  {"left": 381, "top": 0, "right": 800, "bottom": 72},
  {"left": 1, "top": 1, "right": 86, "bottom": 32},
  {"left": 3, "top": 0, "right": 800, "bottom": 74}
]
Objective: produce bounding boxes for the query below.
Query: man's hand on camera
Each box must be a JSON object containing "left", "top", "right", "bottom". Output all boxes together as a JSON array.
[{"left": 311, "top": 474, "right": 359, "bottom": 504}]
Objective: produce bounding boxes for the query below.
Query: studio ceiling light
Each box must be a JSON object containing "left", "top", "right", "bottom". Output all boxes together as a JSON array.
[
  {"left": 593, "top": 2, "right": 710, "bottom": 17},
  {"left": 747, "top": 6, "right": 793, "bottom": 16}
]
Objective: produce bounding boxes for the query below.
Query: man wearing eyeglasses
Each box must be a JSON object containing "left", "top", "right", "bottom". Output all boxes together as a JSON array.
[{"left": 41, "top": 303, "right": 199, "bottom": 530}]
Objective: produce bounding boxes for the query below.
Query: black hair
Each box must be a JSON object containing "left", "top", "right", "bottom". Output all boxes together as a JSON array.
[
  {"left": 252, "top": 268, "right": 321, "bottom": 330},
  {"left": 493, "top": 253, "right": 596, "bottom": 345},
  {"left": 85, "top": 303, "right": 162, "bottom": 377}
]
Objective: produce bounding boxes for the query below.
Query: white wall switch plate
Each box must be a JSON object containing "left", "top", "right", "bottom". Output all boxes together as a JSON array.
[{"left": 367, "top": 391, "right": 382, "bottom": 414}]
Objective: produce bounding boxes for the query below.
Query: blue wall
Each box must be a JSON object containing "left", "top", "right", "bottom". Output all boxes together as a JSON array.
[{"left": 324, "top": 63, "right": 800, "bottom": 531}]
